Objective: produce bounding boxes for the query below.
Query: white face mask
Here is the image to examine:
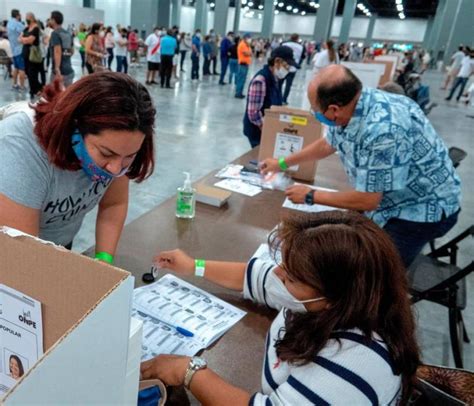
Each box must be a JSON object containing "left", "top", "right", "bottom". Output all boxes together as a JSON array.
[
  {"left": 265, "top": 271, "right": 325, "bottom": 313},
  {"left": 246, "top": 38, "right": 252, "bottom": 44},
  {"left": 275, "top": 66, "right": 289, "bottom": 80}
]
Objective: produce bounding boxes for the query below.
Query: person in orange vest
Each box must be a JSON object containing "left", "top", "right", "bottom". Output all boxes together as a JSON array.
[{"left": 235, "top": 33, "right": 252, "bottom": 99}]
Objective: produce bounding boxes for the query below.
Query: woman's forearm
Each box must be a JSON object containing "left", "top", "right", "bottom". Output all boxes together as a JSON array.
[
  {"left": 201, "top": 261, "right": 246, "bottom": 291},
  {"left": 190, "top": 368, "right": 250, "bottom": 406},
  {"left": 95, "top": 201, "right": 127, "bottom": 257}
]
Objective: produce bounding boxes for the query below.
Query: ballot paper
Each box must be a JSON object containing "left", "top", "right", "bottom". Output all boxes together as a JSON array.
[
  {"left": 215, "top": 164, "right": 294, "bottom": 191},
  {"left": 0, "top": 285, "right": 43, "bottom": 397},
  {"left": 133, "top": 274, "right": 246, "bottom": 361},
  {"left": 283, "top": 185, "right": 342, "bottom": 213},
  {"left": 214, "top": 179, "right": 262, "bottom": 197}
]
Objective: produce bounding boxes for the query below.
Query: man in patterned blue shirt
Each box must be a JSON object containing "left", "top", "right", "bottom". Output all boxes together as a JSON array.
[{"left": 261, "top": 65, "right": 461, "bottom": 267}]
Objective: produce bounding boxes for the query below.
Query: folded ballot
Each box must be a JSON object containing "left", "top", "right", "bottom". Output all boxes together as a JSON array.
[{"left": 132, "top": 274, "right": 246, "bottom": 361}]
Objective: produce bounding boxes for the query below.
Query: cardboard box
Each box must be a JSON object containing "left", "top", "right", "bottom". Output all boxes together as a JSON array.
[
  {"left": 0, "top": 227, "right": 134, "bottom": 405},
  {"left": 367, "top": 60, "right": 395, "bottom": 86},
  {"left": 259, "top": 106, "right": 323, "bottom": 182},
  {"left": 196, "top": 184, "right": 232, "bottom": 207}
]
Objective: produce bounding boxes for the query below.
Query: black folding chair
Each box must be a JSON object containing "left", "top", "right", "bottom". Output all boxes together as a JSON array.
[
  {"left": 429, "top": 146, "right": 467, "bottom": 252},
  {"left": 408, "top": 226, "right": 474, "bottom": 368}
]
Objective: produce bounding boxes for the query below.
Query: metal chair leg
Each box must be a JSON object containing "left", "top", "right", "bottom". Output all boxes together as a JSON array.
[
  {"left": 459, "top": 311, "right": 471, "bottom": 343},
  {"left": 449, "top": 306, "right": 464, "bottom": 368}
]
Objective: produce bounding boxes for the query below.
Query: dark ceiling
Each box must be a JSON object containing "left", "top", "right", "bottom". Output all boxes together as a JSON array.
[{"left": 222, "top": 0, "right": 439, "bottom": 18}]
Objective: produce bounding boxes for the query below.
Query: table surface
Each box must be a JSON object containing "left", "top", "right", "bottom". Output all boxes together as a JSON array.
[{"left": 107, "top": 148, "right": 350, "bottom": 399}]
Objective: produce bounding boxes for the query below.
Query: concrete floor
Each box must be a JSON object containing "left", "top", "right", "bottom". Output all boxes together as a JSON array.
[{"left": 0, "top": 55, "right": 472, "bottom": 370}]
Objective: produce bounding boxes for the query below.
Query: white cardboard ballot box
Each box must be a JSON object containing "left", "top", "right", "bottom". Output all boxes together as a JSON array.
[{"left": 0, "top": 227, "right": 134, "bottom": 405}]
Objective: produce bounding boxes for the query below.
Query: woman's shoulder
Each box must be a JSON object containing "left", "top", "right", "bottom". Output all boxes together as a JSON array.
[{"left": 289, "top": 329, "right": 401, "bottom": 404}]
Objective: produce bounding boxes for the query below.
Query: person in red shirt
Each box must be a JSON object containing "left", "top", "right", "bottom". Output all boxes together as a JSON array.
[{"left": 128, "top": 29, "right": 139, "bottom": 66}]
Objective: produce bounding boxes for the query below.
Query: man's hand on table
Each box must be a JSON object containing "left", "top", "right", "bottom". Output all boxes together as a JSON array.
[
  {"left": 154, "top": 249, "right": 195, "bottom": 276},
  {"left": 259, "top": 158, "right": 281, "bottom": 175},
  {"left": 285, "top": 185, "right": 313, "bottom": 204}
]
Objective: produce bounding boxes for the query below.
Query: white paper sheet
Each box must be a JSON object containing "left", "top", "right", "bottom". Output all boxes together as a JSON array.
[
  {"left": 273, "top": 133, "right": 304, "bottom": 171},
  {"left": 214, "top": 179, "right": 262, "bottom": 197},
  {"left": 0, "top": 285, "right": 43, "bottom": 397},
  {"left": 133, "top": 274, "right": 246, "bottom": 360},
  {"left": 282, "top": 185, "right": 342, "bottom": 213}
]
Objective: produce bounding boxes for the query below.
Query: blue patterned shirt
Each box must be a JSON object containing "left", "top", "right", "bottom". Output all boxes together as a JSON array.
[{"left": 326, "top": 88, "right": 461, "bottom": 227}]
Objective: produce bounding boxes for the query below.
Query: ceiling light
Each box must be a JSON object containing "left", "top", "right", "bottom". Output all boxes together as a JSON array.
[
  {"left": 357, "top": 2, "right": 365, "bottom": 9},
  {"left": 301, "top": 11, "right": 306, "bottom": 15},
  {"left": 278, "top": 2, "right": 284, "bottom": 7},
  {"left": 396, "top": 0, "right": 402, "bottom": 4},
  {"left": 243, "top": 5, "right": 249, "bottom": 11},
  {"left": 396, "top": 4, "right": 403, "bottom": 11},
  {"left": 293, "top": 8, "right": 298, "bottom": 13},
  {"left": 258, "top": 4, "right": 263, "bottom": 9},
  {"left": 273, "top": 0, "right": 278, "bottom": 4},
  {"left": 286, "top": 5, "right": 292, "bottom": 10},
  {"left": 274, "top": 9, "right": 279, "bottom": 14},
  {"left": 242, "top": 0, "right": 247, "bottom": 4},
  {"left": 315, "top": 4, "right": 320, "bottom": 8},
  {"left": 309, "top": 1, "right": 316, "bottom": 6},
  {"left": 367, "top": 12, "right": 371, "bottom": 16},
  {"left": 399, "top": 12, "right": 405, "bottom": 19},
  {"left": 210, "top": 2, "right": 215, "bottom": 7},
  {"left": 248, "top": 1, "right": 254, "bottom": 6}
]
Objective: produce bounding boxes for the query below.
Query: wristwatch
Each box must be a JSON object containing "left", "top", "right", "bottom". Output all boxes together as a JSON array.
[
  {"left": 183, "top": 356, "right": 207, "bottom": 389},
  {"left": 305, "top": 190, "right": 315, "bottom": 205}
]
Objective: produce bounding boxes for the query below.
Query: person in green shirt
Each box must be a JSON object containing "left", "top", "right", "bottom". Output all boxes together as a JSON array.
[{"left": 77, "top": 23, "right": 87, "bottom": 74}]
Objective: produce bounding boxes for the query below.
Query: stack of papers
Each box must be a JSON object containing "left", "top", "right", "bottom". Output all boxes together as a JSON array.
[
  {"left": 0, "top": 285, "right": 43, "bottom": 397},
  {"left": 133, "top": 274, "right": 246, "bottom": 361}
]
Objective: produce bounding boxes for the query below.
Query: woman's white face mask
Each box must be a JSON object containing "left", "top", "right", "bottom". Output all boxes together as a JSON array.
[{"left": 265, "top": 271, "right": 325, "bottom": 313}]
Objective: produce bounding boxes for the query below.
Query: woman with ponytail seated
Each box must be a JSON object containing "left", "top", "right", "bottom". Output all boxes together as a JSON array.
[
  {"left": 0, "top": 72, "right": 155, "bottom": 263},
  {"left": 142, "top": 211, "right": 421, "bottom": 405}
]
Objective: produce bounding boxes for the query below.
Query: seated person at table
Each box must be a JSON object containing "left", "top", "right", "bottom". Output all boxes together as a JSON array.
[{"left": 141, "top": 211, "right": 420, "bottom": 405}]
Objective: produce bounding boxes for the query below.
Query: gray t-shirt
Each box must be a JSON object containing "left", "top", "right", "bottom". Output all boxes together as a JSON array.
[
  {"left": 50, "top": 27, "right": 74, "bottom": 75},
  {"left": 0, "top": 111, "right": 112, "bottom": 246}
]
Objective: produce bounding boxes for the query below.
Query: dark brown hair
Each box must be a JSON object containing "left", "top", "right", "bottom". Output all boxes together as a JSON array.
[
  {"left": 270, "top": 211, "right": 420, "bottom": 403},
  {"left": 326, "top": 39, "right": 337, "bottom": 63},
  {"left": 33, "top": 72, "right": 156, "bottom": 182}
]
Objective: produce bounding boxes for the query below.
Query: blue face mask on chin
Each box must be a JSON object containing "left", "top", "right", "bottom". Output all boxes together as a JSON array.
[
  {"left": 71, "top": 132, "right": 128, "bottom": 183},
  {"left": 314, "top": 111, "right": 337, "bottom": 127}
]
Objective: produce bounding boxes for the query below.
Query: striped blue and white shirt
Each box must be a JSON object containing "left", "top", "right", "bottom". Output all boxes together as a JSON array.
[{"left": 244, "top": 258, "right": 402, "bottom": 406}]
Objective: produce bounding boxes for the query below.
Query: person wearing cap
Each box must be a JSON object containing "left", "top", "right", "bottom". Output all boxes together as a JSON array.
[
  {"left": 235, "top": 33, "right": 252, "bottom": 99},
  {"left": 243, "top": 46, "right": 296, "bottom": 147},
  {"left": 260, "top": 65, "right": 461, "bottom": 268}
]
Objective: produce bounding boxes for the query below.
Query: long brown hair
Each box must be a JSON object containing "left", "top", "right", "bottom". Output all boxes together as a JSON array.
[
  {"left": 270, "top": 211, "right": 420, "bottom": 403},
  {"left": 33, "top": 72, "right": 156, "bottom": 182},
  {"left": 327, "top": 39, "right": 336, "bottom": 63}
]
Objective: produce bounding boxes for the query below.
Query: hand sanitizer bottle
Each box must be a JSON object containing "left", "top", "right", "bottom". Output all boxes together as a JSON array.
[{"left": 176, "top": 172, "right": 196, "bottom": 219}]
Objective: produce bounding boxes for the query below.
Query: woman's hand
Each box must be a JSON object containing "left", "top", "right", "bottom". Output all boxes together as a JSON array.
[
  {"left": 141, "top": 355, "right": 191, "bottom": 386},
  {"left": 154, "top": 249, "right": 195, "bottom": 276}
]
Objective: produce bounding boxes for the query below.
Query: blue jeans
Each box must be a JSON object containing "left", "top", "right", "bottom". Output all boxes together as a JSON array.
[
  {"left": 446, "top": 77, "right": 468, "bottom": 101},
  {"left": 116, "top": 56, "right": 128, "bottom": 74},
  {"left": 228, "top": 58, "right": 238, "bottom": 84},
  {"left": 219, "top": 57, "right": 229, "bottom": 83},
  {"left": 279, "top": 71, "right": 296, "bottom": 103},
  {"left": 383, "top": 210, "right": 459, "bottom": 268},
  {"left": 235, "top": 64, "right": 249, "bottom": 96},
  {"left": 191, "top": 54, "right": 199, "bottom": 79}
]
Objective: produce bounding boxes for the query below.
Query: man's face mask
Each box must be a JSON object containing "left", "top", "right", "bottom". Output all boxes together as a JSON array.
[{"left": 313, "top": 110, "right": 337, "bottom": 127}]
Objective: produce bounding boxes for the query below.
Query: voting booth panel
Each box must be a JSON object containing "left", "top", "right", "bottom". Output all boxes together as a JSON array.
[
  {"left": 259, "top": 106, "right": 323, "bottom": 182},
  {"left": 0, "top": 228, "right": 135, "bottom": 405},
  {"left": 342, "top": 62, "right": 386, "bottom": 89}
]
